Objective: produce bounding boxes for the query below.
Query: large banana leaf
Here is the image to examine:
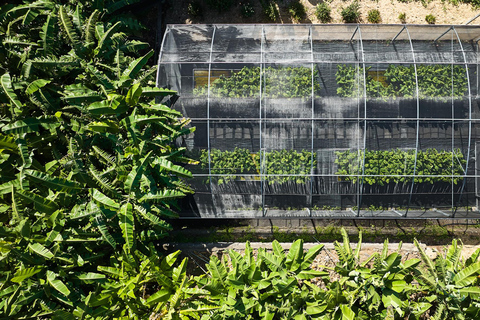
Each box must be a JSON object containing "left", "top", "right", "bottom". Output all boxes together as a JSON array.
[
  {"left": 119, "top": 202, "right": 134, "bottom": 250},
  {"left": 24, "top": 170, "right": 83, "bottom": 191}
]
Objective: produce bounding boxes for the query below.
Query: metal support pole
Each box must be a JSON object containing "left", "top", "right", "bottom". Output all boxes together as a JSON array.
[{"left": 405, "top": 26, "right": 421, "bottom": 218}]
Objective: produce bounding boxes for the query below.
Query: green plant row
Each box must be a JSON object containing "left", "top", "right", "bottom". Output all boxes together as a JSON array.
[
  {"left": 199, "top": 148, "right": 315, "bottom": 184},
  {"left": 337, "top": 64, "right": 468, "bottom": 99},
  {"left": 335, "top": 148, "right": 466, "bottom": 185},
  {"left": 149, "top": 229, "right": 480, "bottom": 319},
  {"left": 194, "top": 66, "right": 321, "bottom": 98}
]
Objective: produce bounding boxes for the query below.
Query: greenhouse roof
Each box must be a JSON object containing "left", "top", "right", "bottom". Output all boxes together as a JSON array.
[{"left": 158, "top": 24, "right": 480, "bottom": 66}]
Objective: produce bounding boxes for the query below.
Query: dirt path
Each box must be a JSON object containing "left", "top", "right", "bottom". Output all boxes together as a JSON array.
[{"left": 165, "top": 0, "right": 480, "bottom": 25}]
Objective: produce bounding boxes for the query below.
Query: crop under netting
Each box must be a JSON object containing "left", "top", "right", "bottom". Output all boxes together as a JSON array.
[{"left": 156, "top": 24, "right": 480, "bottom": 219}]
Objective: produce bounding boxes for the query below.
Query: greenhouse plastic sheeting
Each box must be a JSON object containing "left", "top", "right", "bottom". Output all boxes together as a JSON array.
[{"left": 157, "top": 24, "right": 480, "bottom": 219}]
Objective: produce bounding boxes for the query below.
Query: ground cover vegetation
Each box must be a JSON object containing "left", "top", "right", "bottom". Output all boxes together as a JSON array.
[
  {"left": 336, "top": 64, "right": 468, "bottom": 99},
  {"left": 0, "top": 0, "right": 195, "bottom": 318},
  {"left": 153, "top": 229, "right": 480, "bottom": 319},
  {"left": 193, "top": 66, "right": 321, "bottom": 98}
]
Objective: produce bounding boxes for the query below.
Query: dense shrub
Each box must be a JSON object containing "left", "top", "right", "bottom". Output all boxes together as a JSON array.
[
  {"left": 335, "top": 149, "right": 466, "bottom": 185},
  {"left": 426, "top": 13, "right": 436, "bottom": 24},
  {"left": 315, "top": 2, "right": 332, "bottom": 23},
  {"left": 336, "top": 64, "right": 468, "bottom": 99},
  {"left": 341, "top": 1, "right": 361, "bottom": 23},
  {"left": 150, "top": 230, "right": 480, "bottom": 319},
  {"left": 241, "top": 1, "right": 255, "bottom": 18},
  {"left": 199, "top": 148, "right": 316, "bottom": 184},
  {"left": 188, "top": 0, "right": 203, "bottom": 18},
  {"left": 367, "top": 9, "right": 381, "bottom": 23},
  {"left": 288, "top": 1, "right": 307, "bottom": 21},
  {"left": 260, "top": 0, "right": 279, "bottom": 21},
  {"left": 194, "top": 66, "right": 321, "bottom": 98},
  {"left": 0, "top": 1, "right": 192, "bottom": 318}
]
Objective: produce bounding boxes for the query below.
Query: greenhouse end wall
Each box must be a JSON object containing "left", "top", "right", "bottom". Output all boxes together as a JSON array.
[{"left": 157, "top": 24, "right": 480, "bottom": 219}]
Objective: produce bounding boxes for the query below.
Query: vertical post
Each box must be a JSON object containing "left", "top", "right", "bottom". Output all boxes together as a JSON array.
[
  {"left": 155, "top": 26, "right": 169, "bottom": 88},
  {"left": 309, "top": 25, "right": 315, "bottom": 211},
  {"left": 207, "top": 26, "right": 217, "bottom": 216},
  {"left": 452, "top": 26, "right": 473, "bottom": 217},
  {"left": 358, "top": 25, "right": 367, "bottom": 217},
  {"left": 405, "top": 26, "right": 420, "bottom": 218},
  {"left": 260, "top": 25, "right": 265, "bottom": 216}
]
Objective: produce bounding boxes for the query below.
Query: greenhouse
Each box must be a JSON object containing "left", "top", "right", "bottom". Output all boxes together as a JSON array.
[{"left": 156, "top": 24, "right": 480, "bottom": 219}]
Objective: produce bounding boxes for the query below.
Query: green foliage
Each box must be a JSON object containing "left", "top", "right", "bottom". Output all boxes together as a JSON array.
[
  {"left": 367, "top": 9, "right": 381, "bottom": 23},
  {"left": 240, "top": 1, "right": 255, "bottom": 18},
  {"left": 288, "top": 1, "right": 306, "bottom": 22},
  {"left": 315, "top": 2, "right": 333, "bottom": 23},
  {"left": 413, "top": 239, "right": 480, "bottom": 319},
  {"left": 194, "top": 66, "right": 321, "bottom": 98},
  {"left": 195, "top": 239, "right": 327, "bottom": 319},
  {"left": 149, "top": 232, "right": 480, "bottom": 319},
  {"left": 336, "top": 65, "right": 392, "bottom": 98},
  {"left": 426, "top": 13, "right": 436, "bottom": 24},
  {"left": 341, "top": 1, "right": 361, "bottom": 23},
  {"left": 398, "top": 12, "right": 407, "bottom": 23},
  {"left": 0, "top": 1, "right": 192, "bottom": 318},
  {"left": 188, "top": 1, "right": 203, "bottom": 18},
  {"left": 260, "top": 0, "right": 279, "bottom": 21},
  {"left": 336, "top": 64, "right": 468, "bottom": 99},
  {"left": 199, "top": 148, "right": 316, "bottom": 184},
  {"left": 335, "top": 149, "right": 466, "bottom": 185},
  {"left": 206, "top": 0, "right": 233, "bottom": 12}
]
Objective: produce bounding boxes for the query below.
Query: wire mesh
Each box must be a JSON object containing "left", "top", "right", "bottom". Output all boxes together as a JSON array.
[{"left": 157, "top": 24, "right": 480, "bottom": 219}]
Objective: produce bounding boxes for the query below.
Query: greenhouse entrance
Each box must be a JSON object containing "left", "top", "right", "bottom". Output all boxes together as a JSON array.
[{"left": 157, "top": 24, "right": 480, "bottom": 219}]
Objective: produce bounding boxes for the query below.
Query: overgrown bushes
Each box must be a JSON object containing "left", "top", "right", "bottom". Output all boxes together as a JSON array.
[
  {"left": 194, "top": 66, "right": 321, "bottom": 98},
  {"left": 315, "top": 2, "right": 332, "bottom": 23},
  {"left": 0, "top": 1, "right": 192, "bottom": 318},
  {"left": 199, "top": 148, "right": 316, "bottom": 184},
  {"left": 150, "top": 229, "right": 480, "bottom": 319},
  {"left": 335, "top": 149, "right": 466, "bottom": 185}
]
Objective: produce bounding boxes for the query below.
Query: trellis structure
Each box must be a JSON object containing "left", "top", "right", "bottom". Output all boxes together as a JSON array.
[{"left": 157, "top": 24, "right": 480, "bottom": 219}]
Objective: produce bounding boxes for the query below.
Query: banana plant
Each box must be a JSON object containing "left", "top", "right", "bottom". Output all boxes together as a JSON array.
[
  {"left": 0, "top": 1, "right": 193, "bottom": 318},
  {"left": 413, "top": 239, "right": 480, "bottom": 319},
  {"left": 193, "top": 240, "right": 327, "bottom": 319}
]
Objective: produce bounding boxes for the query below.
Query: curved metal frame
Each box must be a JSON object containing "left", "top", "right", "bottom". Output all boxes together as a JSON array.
[{"left": 452, "top": 26, "right": 473, "bottom": 217}]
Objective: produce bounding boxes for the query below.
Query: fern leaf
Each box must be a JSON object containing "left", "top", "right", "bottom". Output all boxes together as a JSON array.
[
  {"left": 92, "top": 146, "right": 115, "bottom": 166},
  {"left": 85, "top": 10, "right": 100, "bottom": 47}
]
